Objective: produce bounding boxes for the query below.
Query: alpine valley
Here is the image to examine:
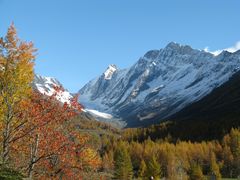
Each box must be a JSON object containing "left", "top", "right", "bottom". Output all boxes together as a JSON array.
[
  {"left": 33, "top": 42, "right": 240, "bottom": 128},
  {"left": 2, "top": 24, "right": 240, "bottom": 179},
  {"left": 3, "top": 1, "right": 240, "bottom": 178}
]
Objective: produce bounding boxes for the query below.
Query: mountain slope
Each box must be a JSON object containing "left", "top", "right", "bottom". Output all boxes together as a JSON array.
[
  {"left": 33, "top": 74, "right": 124, "bottom": 127},
  {"left": 128, "top": 71, "right": 240, "bottom": 142},
  {"left": 33, "top": 74, "right": 73, "bottom": 104},
  {"left": 169, "top": 70, "right": 240, "bottom": 124},
  {"left": 79, "top": 42, "right": 240, "bottom": 127}
]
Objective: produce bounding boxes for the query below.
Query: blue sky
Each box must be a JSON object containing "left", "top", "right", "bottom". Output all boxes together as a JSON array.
[{"left": 0, "top": 0, "right": 239, "bottom": 92}]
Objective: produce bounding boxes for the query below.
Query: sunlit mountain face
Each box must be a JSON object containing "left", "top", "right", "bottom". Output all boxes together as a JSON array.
[{"left": 79, "top": 42, "right": 240, "bottom": 127}]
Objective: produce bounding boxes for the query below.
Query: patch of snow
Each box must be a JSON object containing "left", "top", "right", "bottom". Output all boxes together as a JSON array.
[
  {"left": 151, "top": 85, "right": 165, "bottom": 93},
  {"left": 85, "top": 109, "right": 113, "bottom": 119},
  {"left": 138, "top": 113, "right": 156, "bottom": 121},
  {"left": 104, "top": 64, "right": 117, "bottom": 80},
  {"left": 204, "top": 41, "right": 240, "bottom": 56},
  {"left": 34, "top": 75, "right": 72, "bottom": 104}
]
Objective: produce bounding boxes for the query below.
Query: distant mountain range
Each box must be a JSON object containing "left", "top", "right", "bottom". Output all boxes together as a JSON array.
[
  {"left": 32, "top": 42, "right": 240, "bottom": 128},
  {"left": 78, "top": 42, "right": 240, "bottom": 127},
  {"left": 32, "top": 75, "right": 125, "bottom": 127}
]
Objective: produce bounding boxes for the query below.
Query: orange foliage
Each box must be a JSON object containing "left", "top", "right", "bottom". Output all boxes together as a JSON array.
[
  {"left": 0, "top": 24, "right": 101, "bottom": 179},
  {"left": 11, "top": 89, "right": 100, "bottom": 179}
]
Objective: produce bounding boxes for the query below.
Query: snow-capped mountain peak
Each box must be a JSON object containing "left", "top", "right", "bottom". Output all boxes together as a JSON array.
[
  {"left": 104, "top": 64, "right": 117, "bottom": 80},
  {"left": 79, "top": 42, "right": 240, "bottom": 127},
  {"left": 33, "top": 75, "right": 73, "bottom": 104}
]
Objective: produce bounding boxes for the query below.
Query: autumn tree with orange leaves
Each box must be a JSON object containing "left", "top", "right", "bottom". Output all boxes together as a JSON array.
[
  {"left": 14, "top": 90, "right": 99, "bottom": 179},
  {"left": 0, "top": 25, "right": 101, "bottom": 179}
]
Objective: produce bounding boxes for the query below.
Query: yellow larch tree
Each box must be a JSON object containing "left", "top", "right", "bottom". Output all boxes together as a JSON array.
[{"left": 0, "top": 24, "right": 35, "bottom": 166}]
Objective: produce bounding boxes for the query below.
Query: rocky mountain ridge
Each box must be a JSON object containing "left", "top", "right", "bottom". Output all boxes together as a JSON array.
[{"left": 79, "top": 42, "right": 240, "bottom": 127}]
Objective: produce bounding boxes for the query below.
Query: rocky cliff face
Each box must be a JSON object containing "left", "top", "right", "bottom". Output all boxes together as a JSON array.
[{"left": 79, "top": 42, "right": 240, "bottom": 127}]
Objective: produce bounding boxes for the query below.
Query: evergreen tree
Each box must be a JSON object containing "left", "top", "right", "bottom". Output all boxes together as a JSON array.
[
  {"left": 146, "top": 155, "right": 162, "bottom": 180},
  {"left": 189, "top": 163, "right": 205, "bottom": 180},
  {"left": 167, "top": 150, "right": 178, "bottom": 180},
  {"left": 102, "top": 150, "right": 114, "bottom": 172},
  {"left": 209, "top": 152, "right": 221, "bottom": 180},
  {"left": 222, "top": 134, "right": 234, "bottom": 177},
  {"left": 113, "top": 142, "right": 133, "bottom": 180},
  {"left": 229, "top": 128, "right": 240, "bottom": 177},
  {"left": 0, "top": 167, "right": 24, "bottom": 180},
  {"left": 138, "top": 159, "right": 147, "bottom": 179}
]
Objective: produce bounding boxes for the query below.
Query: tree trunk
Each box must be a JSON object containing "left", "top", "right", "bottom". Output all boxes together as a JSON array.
[
  {"left": 28, "top": 134, "right": 39, "bottom": 179},
  {"left": 2, "top": 103, "right": 12, "bottom": 166},
  {"left": 2, "top": 120, "right": 10, "bottom": 165}
]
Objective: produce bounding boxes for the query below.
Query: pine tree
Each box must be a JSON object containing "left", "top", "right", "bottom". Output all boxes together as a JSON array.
[
  {"left": 102, "top": 150, "right": 114, "bottom": 172},
  {"left": 138, "top": 159, "right": 147, "bottom": 179},
  {"left": 229, "top": 128, "right": 240, "bottom": 177},
  {"left": 222, "top": 134, "right": 234, "bottom": 177},
  {"left": 167, "top": 150, "right": 178, "bottom": 180},
  {"left": 189, "top": 163, "right": 205, "bottom": 180},
  {"left": 209, "top": 152, "right": 221, "bottom": 180},
  {"left": 146, "top": 155, "right": 162, "bottom": 180},
  {"left": 113, "top": 142, "right": 133, "bottom": 180}
]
